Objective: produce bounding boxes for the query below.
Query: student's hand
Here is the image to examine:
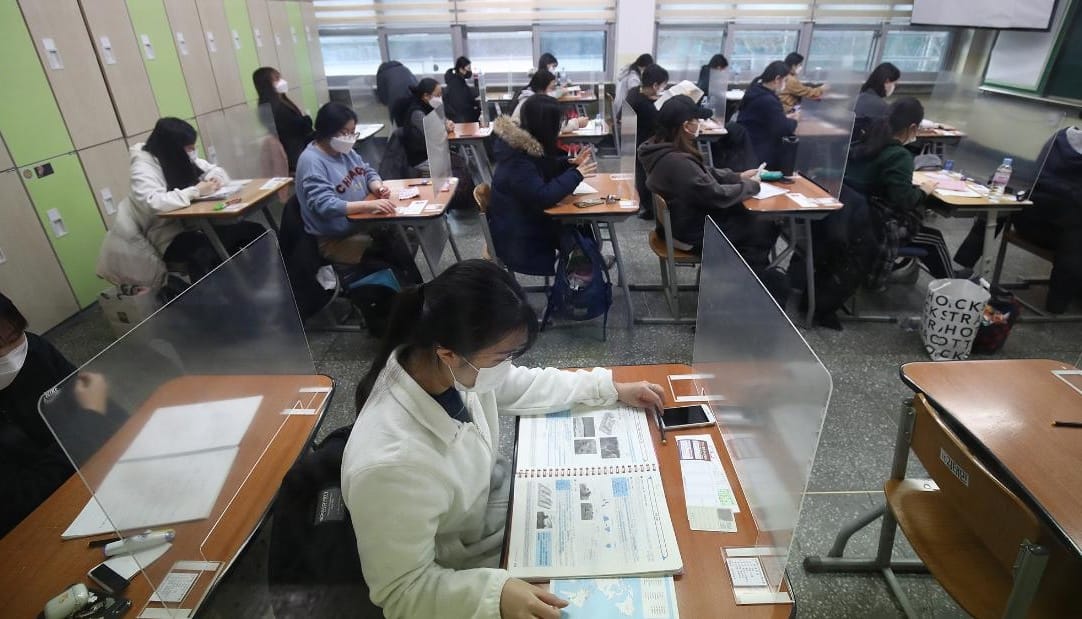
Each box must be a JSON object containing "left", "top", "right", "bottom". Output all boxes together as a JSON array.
[
  {"left": 919, "top": 180, "right": 938, "bottom": 195},
  {"left": 499, "top": 578, "right": 567, "bottom": 619},
  {"left": 446, "top": 119, "right": 456, "bottom": 133},
  {"left": 615, "top": 381, "right": 666, "bottom": 413},
  {"left": 576, "top": 117, "right": 590, "bottom": 129},
  {"left": 359, "top": 199, "right": 396, "bottom": 215},
  {"left": 370, "top": 181, "right": 391, "bottom": 198},
  {"left": 74, "top": 372, "right": 109, "bottom": 415},
  {"left": 195, "top": 178, "right": 222, "bottom": 196},
  {"left": 742, "top": 163, "right": 767, "bottom": 181},
  {"left": 575, "top": 154, "right": 597, "bottom": 177},
  {"left": 787, "top": 111, "right": 801, "bottom": 121}
]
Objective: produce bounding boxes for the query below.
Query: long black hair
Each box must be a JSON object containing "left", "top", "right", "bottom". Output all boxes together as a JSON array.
[
  {"left": 642, "top": 64, "right": 669, "bottom": 89},
  {"left": 252, "top": 66, "right": 280, "bottom": 104},
  {"left": 525, "top": 69, "right": 556, "bottom": 95},
  {"left": 538, "top": 52, "right": 558, "bottom": 72},
  {"left": 392, "top": 77, "right": 439, "bottom": 126},
  {"left": 852, "top": 97, "right": 924, "bottom": 160},
  {"left": 629, "top": 53, "right": 654, "bottom": 74},
  {"left": 355, "top": 260, "right": 539, "bottom": 409},
  {"left": 707, "top": 54, "right": 729, "bottom": 70},
  {"left": 861, "top": 62, "right": 901, "bottom": 97},
  {"left": 752, "top": 61, "right": 790, "bottom": 87},
  {"left": 520, "top": 94, "right": 564, "bottom": 157},
  {"left": 143, "top": 118, "right": 201, "bottom": 191},
  {"left": 784, "top": 52, "right": 804, "bottom": 72},
  {"left": 313, "top": 102, "right": 357, "bottom": 142},
  {"left": 0, "top": 291, "right": 28, "bottom": 337},
  {"left": 454, "top": 56, "right": 471, "bottom": 73}
]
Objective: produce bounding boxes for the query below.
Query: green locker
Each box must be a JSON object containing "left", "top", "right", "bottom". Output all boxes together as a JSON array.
[
  {"left": 126, "top": 0, "right": 196, "bottom": 121},
  {"left": 19, "top": 154, "right": 108, "bottom": 307},
  {"left": 286, "top": 2, "right": 313, "bottom": 87},
  {"left": 0, "top": 0, "right": 74, "bottom": 166},
  {"left": 300, "top": 82, "right": 318, "bottom": 118},
  {"left": 223, "top": 0, "right": 260, "bottom": 104}
]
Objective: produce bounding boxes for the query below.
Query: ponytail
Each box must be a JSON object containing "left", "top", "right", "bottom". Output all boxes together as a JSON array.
[
  {"left": 752, "top": 61, "right": 790, "bottom": 86},
  {"left": 355, "top": 285, "right": 426, "bottom": 410}
]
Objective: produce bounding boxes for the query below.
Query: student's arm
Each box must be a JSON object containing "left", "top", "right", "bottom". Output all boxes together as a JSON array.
[
  {"left": 345, "top": 464, "right": 510, "bottom": 619},
  {"left": 494, "top": 365, "right": 618, "bottom": 416},
  {"left": 129, "top": 163, "right": 201, "bottom": 213},
  {"left": 194, "top": 158, "right": 230, "bottom": 183},
  {"left": 502, "top": 157, "right": 583, "bottom": 210},
  {"left": 881, "top": 149, "right": 926, "bottom": 215},
  {"left": 0, "top": 424, "right": 74, "bottom": 536},
  {"left": 669, "top": 157, "right": 758, "bottom": 211},
  {"left": 786, "top": 77, "right": 823, "bottom": 100},
  {"left": 298, "top": 162, "right": 350, "bottom": 220}
]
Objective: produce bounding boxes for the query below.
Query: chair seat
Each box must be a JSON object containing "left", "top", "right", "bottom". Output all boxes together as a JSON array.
[
  {"left": 1005, "top": 230, "right": 1055, "bottom": 263},
  {"left": 648, "top": 231, "right": 700, "bottom": 263},
  {"left": 886, "top": 478, "right": 1017, "bottom": 619}
]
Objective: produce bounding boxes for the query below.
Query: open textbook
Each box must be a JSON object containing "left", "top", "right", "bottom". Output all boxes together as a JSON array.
[{"left": 506, "top": 405, "right": 683, "bottom": 580}]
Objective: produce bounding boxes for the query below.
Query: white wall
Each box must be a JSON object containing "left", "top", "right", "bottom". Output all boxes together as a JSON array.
[{"left": 614, "top": 0, "right": 656, "bottom": 70}]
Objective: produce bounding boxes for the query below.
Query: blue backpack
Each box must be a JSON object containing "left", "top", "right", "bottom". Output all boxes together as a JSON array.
[{"left": 542, "top": 226, "right": 612, "bottom": 340}]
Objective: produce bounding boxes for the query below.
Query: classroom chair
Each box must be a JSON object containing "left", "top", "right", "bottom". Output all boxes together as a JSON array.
[
  {"left": 805, "top": 394, "right": 1077, "bottom": 618},
  {"left": 630, "top": 194, "right": 700, "bottom": 325},
  {"left": 472, "top": 183, "right": 499, "bottom": 266}
]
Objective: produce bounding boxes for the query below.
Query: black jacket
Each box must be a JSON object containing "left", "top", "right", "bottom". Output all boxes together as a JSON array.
[
  {"left": 267, "top": 95, "right": 314, "bottom": 173},
  {"left": 443, "top": 69, "right": 480, "bottom": 123},
  {"left": 376, "top": 62, "right": 418, "bottom": 121},
  {"left": 625, "top": 89, "right": 659, "bottom": 147},
  {"left": 0, "top": 334, "right": 123, "bottom": 537},
  {"left": 737, "top": 82, "right": 797, "bottom": 169},
  {"left": 1032, "top": 128, "right": 1082, "bottom": 222},
  {"left": 393, "top": 97, "right": 436, "bottom": 168}
]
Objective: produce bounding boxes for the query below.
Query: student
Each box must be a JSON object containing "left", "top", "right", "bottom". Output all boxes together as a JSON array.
[
  {"left": 444, "top": 56, "right": 481, "bottom": 123},
  {"left": 489, "top": 96, "right": 597, "bottom": 275},
  {"left": 638, "top": 96, "right": 783, "bottom": 299},
  {"left": 0, "top": 293, "right": 124, "bottom": 537},
  {"left": 252, "top": 66, "right": 313, "bottom": 172},
  {"left": 342, "top": 259, "right": 665, "bottom": 619},
  {"left": 845, "top": 97, "right": 954, "bottom": 286},
  {"left": 696, "top": 54, "right": 729, "bottom": 97},
  {"left": 390, "top": 78, "right": 456, "bottom": 171},
  {"left": 510, "top": 71, "right": 588, "bottom": 133},
  {"left": 953, "top": 127, "right": 1082, "bottom": 313},
  {"left": 779, "top": 53, "right": 826, "bottom": 114},
  {"left": 737, "top": 61, "right": 799, "bottom": 169},
  {"left": 537, "top": 52, "right": 559, "bottom": 77},
  {"left": 101, "top": 118, "right": 263, "bottom": 285},
  {"left": 614, "top": 53, "right": 654, "bottom": 119},
  {"left": 625, "top": 64, "right": 670, "bottom": 219},
  {"left": 854, "top": 62, "right": 901, "bottom": 136},
  {"left": 294, "top": 102, "right": 398, "bottom": 265}
]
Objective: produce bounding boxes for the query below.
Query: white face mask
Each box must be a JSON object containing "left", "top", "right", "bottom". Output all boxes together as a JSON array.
[
  {"left": 428, "top": 96, "right": 443, "bottom": 109},
  {"left": 187, "top": 150, "right": 199, "bottom": 163},
  {"left": 329, "top": 134, "right": 357, "bottom": 154},
  {"left": 275, "top": 79, "right": 289, "bottom": 94},
  {"left": 885, "top": 82, "right": 896, "bottom": 97},
  {"left": 684, "top": 121, "right": 702, "bottom": 138},
  {"left": 446, "top": 356, "right": 513, "bottom": 393},
  {"left": 0, "top": 334, "right": 28, "bottom": 391}
]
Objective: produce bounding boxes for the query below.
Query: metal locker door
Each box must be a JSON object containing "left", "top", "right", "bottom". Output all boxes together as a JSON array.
[
  {"left": 222, "top": 0, "right": 261, "bottom": 104},
  {"left": 194, "top": 0, "right": 246, "bottom": 108},
  {"left": 266, "top": 0, "right": 299, "bottom": 89},
  {"left": 78, "top": 140, "right": 132, "bottom": 229},
  {"left": 163, "top": 0, "right": 222, "bottom": 115},
  {"left": 245, "top": 0, "right": 279, "bottom": 69},
  {"left": 300, "top": 0, "right": 326, "bottom": 83},
  {"left": 285, "top": 2, "right": 313, "bottom": 87},
  {"left": 125, "top": 0, "right": 197, "bottom": 121}
]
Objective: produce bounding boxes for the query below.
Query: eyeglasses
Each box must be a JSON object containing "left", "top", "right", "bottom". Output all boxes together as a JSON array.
[{"left": 337, "top": 130, "right": 361, "bottom": 140}]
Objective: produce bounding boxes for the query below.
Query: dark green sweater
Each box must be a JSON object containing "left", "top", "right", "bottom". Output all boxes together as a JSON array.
[{"left": 844, "top": 141, "right": 924, "bottom": 223}]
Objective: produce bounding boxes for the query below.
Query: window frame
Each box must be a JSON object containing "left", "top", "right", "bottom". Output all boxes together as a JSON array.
[
  {"left": 803, "top": 23, "right": 881, "bottom": 75},
  {"left": 725, "top": 23, "right": 804, "bottom": 82},
  {"left": 318, "top": 26, "right": 384, "bottom": 79},
  {"left": 535, "top": 23, "right": 613, "bottom": 80},
  {"left": 461, "top": 26, "right": 537, "bottom": 84},
  {"left": 653, "top": 23, "right": 730, "bottom": 83},
  {"left": 383, "top": 27, "right": 457, "bottom": 78},
  {"left": 874, "top": 25, "right": 957, "bottom": 83}
]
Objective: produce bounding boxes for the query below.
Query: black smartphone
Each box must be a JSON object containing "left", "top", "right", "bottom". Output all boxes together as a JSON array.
[
  {"left": 659, "top": 404, "right": 713, "bottom": 430},
  {"left": 88, "top": 563, "right": 130, "bottom": 595}
]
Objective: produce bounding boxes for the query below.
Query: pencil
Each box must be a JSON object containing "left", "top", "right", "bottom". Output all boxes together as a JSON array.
[
  {"left": 1051, "top": 420, "right": 1082, "bottom": 428},
  {"left": 654, "top": 406, "right": 667, "bottom": 444}
]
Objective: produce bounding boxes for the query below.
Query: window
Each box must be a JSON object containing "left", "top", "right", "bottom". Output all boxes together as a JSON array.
[
  {"left": 320, "top": 33, "right": 382, "bottom": 76},
  {"left": 466, "top": 30, "right": 533, "bottom": 74},
  {"left": 655, "top": 28, "right": 725, "bottom": 74},
  {"left": 807, "top": 30, "right": 875, "bottom": 72},
  {"left": 729, "top": 30, "right": 799, "bottom": 77},
  {"left": 538, "top": 31, "right": 607, "bottom": 73},
  {"left": 386, "top": 32, "right": 455, "bottom": 76},
  {"left": 881, "top": 30, "right": 951, "bottom": 73}
]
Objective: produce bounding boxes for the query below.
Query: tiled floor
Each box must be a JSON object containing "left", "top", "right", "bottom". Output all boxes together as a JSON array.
[{"left": 40, "top": 169, "right": 1081, "bottom": 617}]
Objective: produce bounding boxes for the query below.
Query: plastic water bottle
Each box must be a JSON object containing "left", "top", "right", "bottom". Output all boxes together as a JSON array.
[{"left": 990, "top": 157, "right": 1013, "bottom": 199}]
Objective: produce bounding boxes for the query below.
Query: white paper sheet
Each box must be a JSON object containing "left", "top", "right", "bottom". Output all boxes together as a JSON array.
[
  {"left": 121, "top": 396, "right": 261, "bottom": 461},
  {"left": 197, "top": 180, "right": 250, "bottom": 201},
  {"left": 726, "top": 557, "right": 768, "bottom": 587},
  {"left": 751, "top": 183, "right": 788, "bottom": 200},
  {"left": 396, "top": 200, "right": 427, "bottom": 215},
  {"left": 676, "top": 434, "right": 739, "bottom": 532},
  {"left": 573, "top": 182, "right": 598, "bottom": 195},
  {"left": 516, "top": 406, "right": 658, "bottom": 471},
  {"left": 259, "top": 177, "right": 289, "bottom": 190}
]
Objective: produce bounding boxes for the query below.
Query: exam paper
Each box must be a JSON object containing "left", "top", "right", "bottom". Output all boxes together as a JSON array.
[
  {"left": 122, "top": 396, "right": 261, "bottom": 460},
  {"left": 751, "top": 183, "right": 788, "bottom": 200},
  {"left": 676, "top": 435, "right": 739, "bottom": 532},
  {"left": 551, "top": 577, "right": 679, "bottom": 619},
  {"left": 396, "top": 200, "right": 427, "bottom": 215},
  {"left": 198, "top": 180, "right": 249, "bottom": 201},
  {"left": 573, "top": 182, "right": 598, "bottom": 195}
]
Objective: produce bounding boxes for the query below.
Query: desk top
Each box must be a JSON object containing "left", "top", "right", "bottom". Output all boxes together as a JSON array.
[
  {"left": 560, "top": 120, "right": 611, "bottom": 141},
  {"left": 451, "top": 122, "right": 493, "bottom": 140},
  {"left": 357, "top": 123, "right": 385, "bottom": 141},
  {"left": 346, "top": 178, "right": 458, "bottom": 222},
  {"left": 0, "top": 374, "right": 332, "bottom": 618},
  {"left": 795, "top": 118, "right": 851, "bottom": 138},
  {"left": 160, "top": 177, "right": 292, "bottom": 219},
  {"left": 487, "top": 91, "right": 597, "bottom": 104},
  {"left": 512, "top": 364, "right": 792, "bottom": 618},
  {"left": 913, "top": 171, "right": 1032, "bottom": 210},
  {"left": 545, "top": 173, "right": 639, "bottom": 218},
  {"left": 916, "top": 121, "right": 966, "bottom": 140},
  {"left": 742, "top": 175, "right": 843, "bottom": 214},
  {"left": 901, "top": 359, "right": 1082, "bottom": 556}
]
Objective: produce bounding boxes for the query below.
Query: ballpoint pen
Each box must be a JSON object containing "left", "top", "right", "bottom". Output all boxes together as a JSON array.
[{"left": 654, "top": 406, "right": 667, "bottom": 445}]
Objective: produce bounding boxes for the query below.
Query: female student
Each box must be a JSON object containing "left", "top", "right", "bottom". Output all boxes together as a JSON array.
[
  {"left": 294, "top": 102, "right": 402, "bottom": 266},
  {"left": 444, "top": 56, "right": 481, "bottom": 123},
  {"left": 391, "top": 78, "right": 456, "bottom": 171},
  {"left": 510, "top": 71, "right": 589, "bottom": 133},
  {"left": 625, "top": 64, "right": 670, "bottom": 219},
  {"left": 638, "top": 96, "right": 785, "bottom": 301},
  {"left": 845, "top": 97, "right": 954, "bottom": 286},
  {"left": 99, "top": 117, "right": 263, "bottom": 286},
  {"left": 489, "top": 96, "right": 596, "bottom": 275},
  {"left": 779, "top": 52, "right": 826, "bottom": 114},
  {"left": 614, "top": 53, "right": 654, "bottom": 118},
  {"left": 252, "top": 66, "right": 313, "bottom": 172},
  {"left": 854, "top": 62, "right": 901, "bottom": 132},
  {"left": 537, "top": 52, "right": 559, "bottom": 77},
  {"left": 696, "top": 54, "right": 729, "bottom": 97},
  {"left": 737, "top": 61, "right": 799, "bottom": 170},
  {"left": 342, "top": 259, "right": 665, "bottom": 619},
  {"left": 0, "top": 293, "right": 124, "bottom": 537}
]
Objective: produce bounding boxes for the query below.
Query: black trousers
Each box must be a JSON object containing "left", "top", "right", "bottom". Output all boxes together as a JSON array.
[{"left": 163, "top": 222, "right": 266, "bottom": 281}]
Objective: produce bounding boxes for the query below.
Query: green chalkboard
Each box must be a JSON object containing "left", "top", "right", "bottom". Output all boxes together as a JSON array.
[{"left": 1045, "top": 1, "right": 1082, "bottom": 100}]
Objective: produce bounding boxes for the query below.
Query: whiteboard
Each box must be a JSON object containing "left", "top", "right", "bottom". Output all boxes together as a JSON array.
[
  {"left": 912, "top": 0, "right": 1055, "bottom": 29},
  {"left": 984, "top": 0, "right": 1071, "bottom": 91}
]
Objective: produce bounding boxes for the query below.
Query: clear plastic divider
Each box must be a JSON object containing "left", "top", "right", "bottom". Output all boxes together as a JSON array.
[
  {"left": 693, "top": 220, "right": 832, "bottom": 603},
  {"left": 38, "top": 233, "right": 316, "bottom": 615},
  {"left": 794, "top": 110, "right": 856, "bottom": 200}
]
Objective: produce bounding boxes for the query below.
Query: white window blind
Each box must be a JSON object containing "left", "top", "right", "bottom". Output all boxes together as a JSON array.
[
  {"left": 314, "top": 0, "right": 454, "bottom": 27},
  {"left": 655, "top": 1, "right": 912, "bottom": 23},
  {"left": 314, "top": 0, "right": 616, "bottom": 26}
]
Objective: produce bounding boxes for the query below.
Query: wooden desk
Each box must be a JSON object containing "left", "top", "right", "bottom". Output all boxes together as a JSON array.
[
  {"left": 0, "top": 374, "right": 332, "bottom": 619},
  {"left": 559, "top": 120, "right": 611, "bottom": 144},
  {"left": 450, "top": 122, "right": 493, "bottom": 141},
  {"left": 356, "top": 123, "right": 384, "bottom": 142},
  {"left": 487, "top": 91, "right": 597, "bottom": 105},
  {"left": 450, "top": 123, "right": 495, "bottom": 185},
  {"left": 510, "top": 364, "right": 794, "bottom": 618},
  {"left": 795, "top": 118, "right": 851, "bottom": 138},
  {"left": 744, "top": 175, "right": 843, "bottom": 326},
  {"left": 545, "top": 173, "right": 638, "bottom": 322},
  {"left": 900, "top": 359, "right": 1082, "bottom": 557},
  {"left": 160, "top": 177, "right": 293, "bottom": 260},
  {"left": 347, "top": 178, "right": 463, "bottom": 278},
  {"left": 914, "top": 122, "right": 966, "bottom": 153}
]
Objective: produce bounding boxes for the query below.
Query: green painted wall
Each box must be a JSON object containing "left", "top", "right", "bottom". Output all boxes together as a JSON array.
[
  {"left": 21, "top": 154, "right": 107, "bottom": 307},
  {"left": 300, "top": 83, "right": 318, "bottom": 117},
  {"left": 223, "top": 0, "right": 260, "bottom": 104},
  {"left": 0, "top": 0, "right": 74, "bottom": 165},
  {"left": 125, "top": 0, "right": 195, "bottom": 120},
  {"left": 286, "top": 2, "right": 313, "bottom": 86}
]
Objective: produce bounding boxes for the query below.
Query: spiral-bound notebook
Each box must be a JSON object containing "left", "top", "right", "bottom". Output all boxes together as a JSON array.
[{"left": 506, "top": 405, "right": 683, "bottom": 580}]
